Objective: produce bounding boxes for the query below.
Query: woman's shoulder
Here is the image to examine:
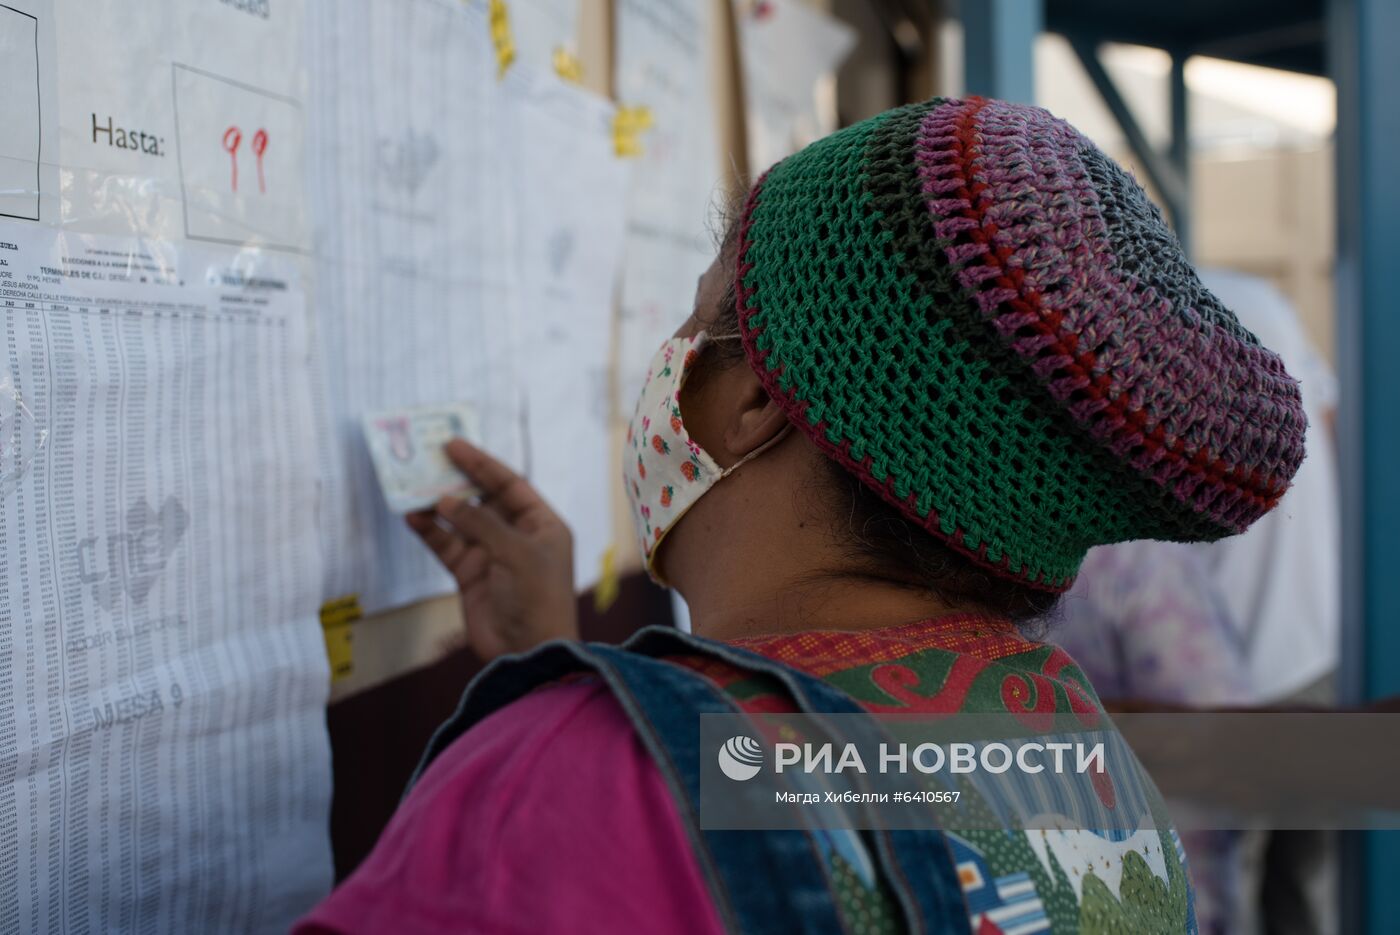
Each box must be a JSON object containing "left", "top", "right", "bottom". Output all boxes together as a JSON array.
[
  {"left": 296, "top": 678, "right": 725, "bottom": 935},
  {"left": 407, "top": 679, "right": 621, "bottom": 804}
]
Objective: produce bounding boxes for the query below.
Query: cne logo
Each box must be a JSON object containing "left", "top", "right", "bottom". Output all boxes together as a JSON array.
[{"left": 717, "top": 735, "right": 764, "bottom": 781}]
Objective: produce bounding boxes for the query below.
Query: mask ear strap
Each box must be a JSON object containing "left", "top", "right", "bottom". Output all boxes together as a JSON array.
[{"left": 719, "top": 422, "right": 794, "bottom": 479}]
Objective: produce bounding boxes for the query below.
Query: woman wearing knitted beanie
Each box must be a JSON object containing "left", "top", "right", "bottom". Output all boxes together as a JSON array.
[{"left": 298, "top": 98, "right": 1306, "bottom": 934}]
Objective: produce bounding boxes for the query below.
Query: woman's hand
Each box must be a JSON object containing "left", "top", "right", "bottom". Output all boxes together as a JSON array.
[{"left": 406, "top": 439, "right": 578, "bottom": 662}]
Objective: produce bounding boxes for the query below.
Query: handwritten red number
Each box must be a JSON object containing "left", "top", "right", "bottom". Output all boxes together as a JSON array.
[
  {"left": 222, "top": 126, "right": 243, "bottom": 193},
  {"left": 251, "top": 129, "right": 268, "bottom": 194}
]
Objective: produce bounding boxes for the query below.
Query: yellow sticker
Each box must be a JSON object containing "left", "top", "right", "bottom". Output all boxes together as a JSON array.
[
  {"left": 612, "top": 105, "right": 654, "bottom": 158},
  {"left": 593, "top": 546, "right": 621, "bottom": 614},
  {"left": 320, "top": 595, "right": 363, "bottom": 682},
  {"left": 323, "top": 622, "right": 354, "bottom": 682},
  {"left": 552, "top": 46, "right": 583, "bottom": 84},
  {"left": 320, "top": 594, "right": 363, "bottom": 627},
  {"left": 488, "top": 0, "right": 516, "bottom": 79}
]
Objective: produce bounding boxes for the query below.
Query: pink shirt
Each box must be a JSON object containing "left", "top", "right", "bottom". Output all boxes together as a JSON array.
[{"left": 295, "top": 680, "right": 725, "bottom": 935}]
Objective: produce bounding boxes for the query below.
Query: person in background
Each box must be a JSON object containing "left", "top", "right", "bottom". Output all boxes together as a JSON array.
[
  {"left": 1055, "top": 540, "right": 1254, "bottom": 935},
  {"left": 1195, "top": 270, "right": 1342, "bottom": 935},
  {"left": 1055, "top": 542, "right": 1253, "bottom": 711},
  {"left": 1193, "top": 269, "right": 1339, "bottom": 711},
  {"left": 1056, "top": 272, "right": 1341, "bottom": 935},
  {"left": 296, "top": 98, "right": 1308, "bottom": 934}
]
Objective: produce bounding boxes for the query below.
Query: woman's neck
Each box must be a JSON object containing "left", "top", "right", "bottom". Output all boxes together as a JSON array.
[
  {"left": 660, "top": 444, "right": 977, "bottom": 642},
  {"left": 681, "top": 567, "right": 965, "bottom": 642}
]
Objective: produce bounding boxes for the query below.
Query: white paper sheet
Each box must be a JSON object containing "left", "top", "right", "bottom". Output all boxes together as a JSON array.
[
  {"left": 614, "top": 0, "right": 723, "bottom": 411},
  {"left": 0, "top": 0, "right": 57, "bottom": 224},
  {"left": 0, "top": 223, "right": 331, "bottom": 933},
  {"left": 503, "top": 67, "right": 629, "bottom": 589},
  {"left": 733, "top": 0, "right": 854, "bottom": 172},
  {"left": 3, "top": 4, "right": 632, "bottom": 927},
  {"left": 307, "top": 0, "right": 525, "bottom": 613},
  {"left": 510, "top": 0, "right": 581, "bottom": 76},
  {"left": 0, "top": 1, "right": 41, "bottom": 221},
  {"left": 54, "top": 0, "right": 307, "bottom": 247}
]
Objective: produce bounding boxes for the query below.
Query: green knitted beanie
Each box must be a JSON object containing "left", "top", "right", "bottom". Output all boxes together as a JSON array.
[{"left": 734, "top": 98, "right": 1307, "bottom": 591}]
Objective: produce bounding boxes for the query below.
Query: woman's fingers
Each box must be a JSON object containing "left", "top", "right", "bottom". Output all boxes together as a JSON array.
[
  {"left": 407, "top": 441, "right": 579, "bottom": 661},
  {"left": 443, "top": 439, "right": 545, "bottom": 521},
  {"left": 409, "top": 491, "right": 522, "bottom": 562},
  {"left": 435, "top": 494, "right": 522, "bottom": 561},
  {"left": 407, "top": 512, "right": 493, "bottom": 587},
  {"left": 455, "top": 544, "right": 489, "bottom": 587},
  {"left": 406, "top": 511, "right": 469, "bottom": 569}
]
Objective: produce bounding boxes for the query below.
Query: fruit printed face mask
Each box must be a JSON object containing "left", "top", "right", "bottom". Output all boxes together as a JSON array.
[{"left": 622, "top": 332, "right": 788, "bottom": 585}]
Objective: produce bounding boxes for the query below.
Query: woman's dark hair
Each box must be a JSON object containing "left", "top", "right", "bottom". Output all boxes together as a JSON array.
[{"left": 702, "top": 211, "right": 1061, "bottom": 625}]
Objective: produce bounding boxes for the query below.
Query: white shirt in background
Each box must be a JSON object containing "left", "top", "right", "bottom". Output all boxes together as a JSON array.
[{"left": 1195, "top": 269, "right": 1341, "bottom": 701}]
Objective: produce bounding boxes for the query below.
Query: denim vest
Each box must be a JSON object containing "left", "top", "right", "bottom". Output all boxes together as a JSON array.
[{"left": 408, "top": 626, "right": 971, "bottom": 934}]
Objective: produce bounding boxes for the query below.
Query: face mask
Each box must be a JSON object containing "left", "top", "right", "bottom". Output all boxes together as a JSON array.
[{"left": 623, "top": 332, "right": 790, "bottom": 585}]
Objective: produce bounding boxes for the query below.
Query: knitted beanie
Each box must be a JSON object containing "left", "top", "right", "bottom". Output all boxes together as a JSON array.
[{"left": 734, "top": 97, "right": 1307, "bottom": 591}]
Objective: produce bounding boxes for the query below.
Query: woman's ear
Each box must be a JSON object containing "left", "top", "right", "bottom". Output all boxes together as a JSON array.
[{"left": 723, "top": 368, "right": 790, "bottom": 461}]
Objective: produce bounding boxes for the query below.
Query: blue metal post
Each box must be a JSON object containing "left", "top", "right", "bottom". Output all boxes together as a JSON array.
[
  {"left": 1167, "top": 52, "right": 1191, "bottom": 257},
  {"left": 1329, "top": 0, "right": 1400, "bottom": 930},
  {"left": 961, "top": 0, "right": 1042, "bottom": 104}
]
